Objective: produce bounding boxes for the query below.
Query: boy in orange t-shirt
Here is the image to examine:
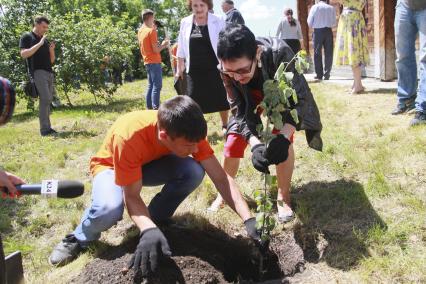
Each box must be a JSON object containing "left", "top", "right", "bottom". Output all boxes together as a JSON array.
[
  {"left": 137, "top": 9, "right": 169, "bottom": 110},
  {"left": 49, "top": 96, "right": 262, "bottom": 276}
]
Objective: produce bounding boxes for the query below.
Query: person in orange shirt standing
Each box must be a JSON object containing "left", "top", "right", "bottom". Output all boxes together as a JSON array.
[
  {"left": 138, "top": 9, "right": 169, "bottom": 109},
  {"left": 49, "top": 96, "right": 262, "bottom": 277}
]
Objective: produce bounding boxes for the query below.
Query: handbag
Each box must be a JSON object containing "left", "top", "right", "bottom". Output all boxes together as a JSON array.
[
  {"left": 173, "top": 72, "right": 187, "bottom": 96},
  {"left": 24, "top": 57, "right": 39, "bottom": 99}
]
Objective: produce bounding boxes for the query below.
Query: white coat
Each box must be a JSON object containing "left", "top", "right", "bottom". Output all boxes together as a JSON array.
[{"left": 177, "top": 13, "right": 225, "bottom": 73}]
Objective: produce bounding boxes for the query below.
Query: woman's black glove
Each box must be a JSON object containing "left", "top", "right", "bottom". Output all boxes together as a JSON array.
[
  {"left": 251, "top": 144, "right": 270, "bottom": 174},
  {"left": 127, "top": 227, "right": 172, "bottom": 277},
  {"left": 265, "top": 135, "right": 291, "bottom": 165}
]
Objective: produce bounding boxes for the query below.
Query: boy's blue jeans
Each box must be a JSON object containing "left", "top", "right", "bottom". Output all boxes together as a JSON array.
[
  {"left": 73, "top": 155, "right": 205, "bottom": 245},
  {"left": 145, "top": 63, "right": 163, "bottom": 110},
  {"left": 395, "top": 1, "right": 426, "bottom": 112}
]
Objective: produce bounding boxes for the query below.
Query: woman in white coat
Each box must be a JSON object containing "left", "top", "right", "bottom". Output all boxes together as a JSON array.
[{"left": 176, "top": 0, "right": 229, "bottom": 131}]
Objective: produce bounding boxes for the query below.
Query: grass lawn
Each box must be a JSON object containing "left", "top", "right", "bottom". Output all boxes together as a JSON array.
[{"left": 0, "top": 77, "right": 425, "bottom": 283}]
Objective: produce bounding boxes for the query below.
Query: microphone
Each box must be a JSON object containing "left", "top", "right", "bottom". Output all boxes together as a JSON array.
[
  {"left": 1, "top": 180, "right": 84, "bottom": 199},
  {"left": 0, "top": 76, "right": 16, "bottom": 126}
]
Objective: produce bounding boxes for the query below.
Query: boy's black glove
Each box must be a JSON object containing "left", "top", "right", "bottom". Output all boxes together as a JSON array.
[
  {"left": 265, "top": 135, "right": 291, "bottom": 165},
  {"left": 244, "top": 217, "right": 261, "bottom": 241},
  {"left": 251, "top": 144, "right": 270, "bottom": 174},
  {"left": 127, "top": 227, "right": 171, "bottom": 277},
  {"left": 244, "top": 217, "right": 269, "bottom": 254}
]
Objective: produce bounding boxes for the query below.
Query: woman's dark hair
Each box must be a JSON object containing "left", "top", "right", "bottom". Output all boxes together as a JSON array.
[
  {"left": 217, "top": 24, "right": 257, "bottom": 61},
  {"left": 33, "top": 16, "right": 49, "bottom": 26},
  {"left": 284, "top": 8, "right": 296, "bottom": 26},
  {"left": 187, "top": 0, "right": 214, "bottom": 11},
  {"left": 158, "top": 96, "right": 207, "bottom": 142}
]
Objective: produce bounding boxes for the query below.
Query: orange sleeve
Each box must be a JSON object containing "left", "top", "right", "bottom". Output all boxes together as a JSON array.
[
  {"left": 149, "top": 29, "right": 158, "bottom": 46},
  {"left": 137, "top": 28, "right": 143, "bottom": 46},
  {"left": 112, "top": 135, "right": 143, "bottom": 186},
  {"left": 192, "top": 139, "right": 214, "bottom": 162}
]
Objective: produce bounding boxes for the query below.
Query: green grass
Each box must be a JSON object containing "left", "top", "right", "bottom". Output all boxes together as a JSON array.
[{"left": 1, "top": 77, "right": 425, "bottom": 283}]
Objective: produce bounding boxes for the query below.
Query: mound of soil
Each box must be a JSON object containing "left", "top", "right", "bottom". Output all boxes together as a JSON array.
[
  {"left": 71, "top": 222, "right": 305, "bottom": 284},
  {"left": 72, "top": 254, "right": 226, "bottom": 284}
]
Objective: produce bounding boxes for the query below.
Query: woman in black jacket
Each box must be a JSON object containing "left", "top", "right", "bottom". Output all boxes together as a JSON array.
[{"left": 208, "top": 24, "right": 322, "bottom": 223}]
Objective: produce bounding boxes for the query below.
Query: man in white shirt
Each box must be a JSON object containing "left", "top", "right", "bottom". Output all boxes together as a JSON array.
[{"left": 307, "top": 0, "right": 336, "bottom": 80}]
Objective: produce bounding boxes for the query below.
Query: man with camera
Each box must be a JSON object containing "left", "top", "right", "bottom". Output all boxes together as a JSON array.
[{"left": 19, "top": 16, "right": 58, "bottom": 136}]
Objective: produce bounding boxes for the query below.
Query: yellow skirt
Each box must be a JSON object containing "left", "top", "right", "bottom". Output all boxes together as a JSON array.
[{"left": 333, "top": 10, "right": 369, "bottom": 67}]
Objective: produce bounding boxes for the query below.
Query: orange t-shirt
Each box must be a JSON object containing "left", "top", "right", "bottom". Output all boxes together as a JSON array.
[
  {"left": 137, "top": 26, "right": 162, "bottom": 64},
  {"left": 90, "top": 110, "right": 214, "bottom": 186}
]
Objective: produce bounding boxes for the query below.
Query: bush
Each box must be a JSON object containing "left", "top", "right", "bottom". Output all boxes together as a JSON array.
[
  {"left": 0, "top": 0, "right": 188, "bottom": 107},
  {"left": 50, "top": 11, "right": 136, "bottom": 104}
]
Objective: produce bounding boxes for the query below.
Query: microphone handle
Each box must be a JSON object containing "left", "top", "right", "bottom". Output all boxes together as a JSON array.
[
  {"left": 0, "top": 184, "right": 41, "bottom": 195},
  {"left": 16, "top": 184, "right": 42, "bottom": 195}
]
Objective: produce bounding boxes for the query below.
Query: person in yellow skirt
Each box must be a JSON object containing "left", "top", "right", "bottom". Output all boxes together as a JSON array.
[{"left": 334, "top": 0, "right": 369, "bottom": 94}]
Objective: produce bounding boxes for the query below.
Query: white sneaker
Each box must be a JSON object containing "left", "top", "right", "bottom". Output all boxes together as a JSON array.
[{"left": 277, "top": 202, "right": 294, "bottom": 223}]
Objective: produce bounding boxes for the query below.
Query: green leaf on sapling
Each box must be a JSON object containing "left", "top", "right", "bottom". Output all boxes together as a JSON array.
[
  {"left": 291, "top": 89, "right": 298, "bottom": 104},
  {"left": 290, "top": 109, "right": 299, "bottom": 124},
  {"left": 295, "top": 60, "right": 303, "bottom": 74},
  {"left": 284, "top": 72, "right": 294, "bottom": 82},
  {"left": 274, "top": 62, "right": 285, "bottom": 81}
]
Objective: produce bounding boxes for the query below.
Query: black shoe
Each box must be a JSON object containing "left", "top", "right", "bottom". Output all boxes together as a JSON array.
[
  {"left": 409, "top": 112, "right": 426, "bottom": 127},
  {"left": 391, "top": 99, "right": 415, "bottom": 115},
  {"left": 49, "top": 234, "right": 83, "bottom": 266},
  {"left": 314, "top": 76, "right": 323, "bottom": 80},
  {"left": 41, "top": 128, "right": 59, "bottom": 137},
  {"left": 324, "top": 76, "right": 330, "bottom": 80}
]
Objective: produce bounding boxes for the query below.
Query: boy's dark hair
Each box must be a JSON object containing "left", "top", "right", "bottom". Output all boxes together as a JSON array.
[
  {"left": 218, "top": 24, "right": 257, "bottom": 61},
  {"left": 33, "top": 16, "right": 49, "bottom": 26},
  {"left": 158, "top": 96, "right": 207, "bottom": 142},
  {"left": 223, "top": 0, "right": 234, "bottom": 5}
]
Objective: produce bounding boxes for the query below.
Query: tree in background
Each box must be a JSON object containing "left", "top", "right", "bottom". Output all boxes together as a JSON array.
[
  {"left": 49, "top": 10, "right": 136, "bottom": 105},
  {"left": 0, "top": 0, "right": 188, "bottom": 107}
]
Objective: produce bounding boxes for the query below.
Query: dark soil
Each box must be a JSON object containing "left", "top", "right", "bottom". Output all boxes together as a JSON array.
[
  {"left": 71, "top": 217, "right": 305, "bottom": 284},
  {"left": 71, "top": 254, "right": 227, "bottom": 284}
]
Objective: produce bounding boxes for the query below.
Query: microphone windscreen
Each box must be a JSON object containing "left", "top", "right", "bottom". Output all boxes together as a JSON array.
[
  {"left": 57, "top": 180, "right": 85, "bottom": 198},
  {"left": 0, "top": 77, "right": 16, "bottom": 126}
]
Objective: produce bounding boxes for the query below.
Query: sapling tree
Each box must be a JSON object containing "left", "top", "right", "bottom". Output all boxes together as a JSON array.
[{"left": 254, "top": 50, "right": 309, "bottom": 244}]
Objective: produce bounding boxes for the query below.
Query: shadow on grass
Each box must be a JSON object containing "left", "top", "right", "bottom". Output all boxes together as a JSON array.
[
  {"left": 0, "top": 199, "right": 20, "bottom": 234},
  {"left": 57, "top": 130, "right": 98, "bottom": 139},
  {"left": 10, "top": 111, "right": 37, "bottom": 123},
  {"left": 292, "top": 179, "right": 387, "bottom": 271},
  {"left": 363, "top": 88, "right": 396, "bottom": 95},
  {"left": 12, "top": 97, "right": 142, "bottom": 123}
]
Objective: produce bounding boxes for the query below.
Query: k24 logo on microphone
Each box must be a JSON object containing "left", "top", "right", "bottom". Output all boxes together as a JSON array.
[{"left": 41, "top": 180, "right": 58, "bottom": 198}]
